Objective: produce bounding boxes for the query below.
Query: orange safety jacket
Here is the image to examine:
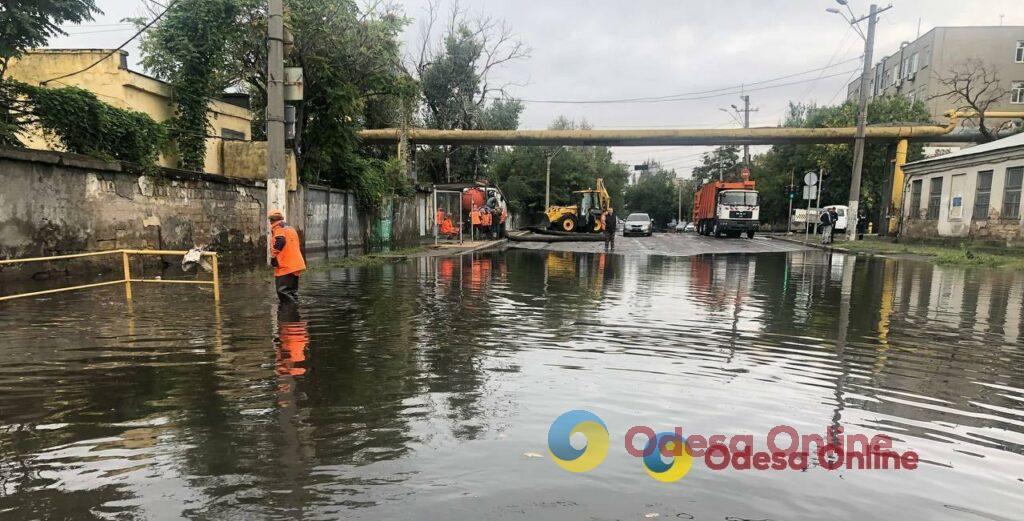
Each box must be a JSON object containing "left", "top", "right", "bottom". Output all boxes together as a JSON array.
[
  {"left": 471, "top": 210, "right": 481, "bottom": 225},
  {"left": 481, "top": 210, "right": 492, "bottom": 226},
  {"left": 500, "top": 208, "right": 507, "bottom": 224},
  {"left": 271, "top": 221, "right": 306, "bottom": 277}
]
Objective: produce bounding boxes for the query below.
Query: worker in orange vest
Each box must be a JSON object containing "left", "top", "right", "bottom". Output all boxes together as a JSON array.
[
  {"left": 268, "top": 209, "right": 306, "bottom": 303},
  {"left": 481, "top": 207, "right": 493, "bottom": 238}
]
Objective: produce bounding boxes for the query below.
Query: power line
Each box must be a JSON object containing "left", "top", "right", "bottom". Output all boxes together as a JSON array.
[
  {"left": 41, "top": 0, "right": 180, "bottom": 86},
  {"left": 518, "top": 56, "right": 863, "bottom": 104},
  {"left": 62, "top": 27, "right": 138, "bottom": 35}
]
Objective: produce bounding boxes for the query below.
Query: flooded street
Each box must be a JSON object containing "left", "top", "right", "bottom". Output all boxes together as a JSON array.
[{"left": 2, "top": 249, "right": 1023, "bottom": 520}]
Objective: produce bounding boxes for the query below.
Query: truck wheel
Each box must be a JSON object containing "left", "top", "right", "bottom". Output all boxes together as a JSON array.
[
  {"left": 560, "top": 218, "right": 576, "bottom": 232},
  {"left": 713, "top": 222, "right": 722, "bottom": 238},
  {"left": 747, "top": 230, "right": 755, "bottom": 239}
]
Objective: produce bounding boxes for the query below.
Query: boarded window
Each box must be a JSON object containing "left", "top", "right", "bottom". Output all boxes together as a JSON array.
[
  {"left": 1017, "top": 41, "right": 1024, "bottom": 63},
  {"left": 974, "top": 170, "right": 993, "bottom": 220},
  {"left": 1003, "top": 167, "right": 1023, "bottom": 220},
  {"left": 910, "top": 180, "right": 923, "bottom": 219},
  {"left": 927, "top": 177, "right": 943, "bottom": 220}
]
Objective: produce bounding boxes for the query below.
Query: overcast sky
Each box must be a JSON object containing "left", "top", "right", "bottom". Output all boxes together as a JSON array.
[{"left": 47, "top": 0, "right": 1024, "bottom": 177}]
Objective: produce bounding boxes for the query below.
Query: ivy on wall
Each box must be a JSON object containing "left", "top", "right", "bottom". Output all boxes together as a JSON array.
[{"left": 8, "top": 82, "right": 166, "bottom": 166}]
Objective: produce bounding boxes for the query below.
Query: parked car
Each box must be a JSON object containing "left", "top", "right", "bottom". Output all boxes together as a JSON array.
[
  {"left": 674, "top": 221, "right": 687, "bottom": 233},
  {"left": 623, "top": 213, "right": 653, "bottom": 237},
  {"left": 683, "top": 222, "right": 695, "bottom": 232}
]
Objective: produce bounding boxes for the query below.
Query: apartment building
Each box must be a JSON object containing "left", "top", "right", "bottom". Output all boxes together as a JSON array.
[{"left": 847, "top": 26, "right": 1024, "bottom": 119}]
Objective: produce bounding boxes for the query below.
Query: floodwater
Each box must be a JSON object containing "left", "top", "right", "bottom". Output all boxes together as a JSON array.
[{"left": 1, "top": 249, "right": 1023, "bottom": 520}]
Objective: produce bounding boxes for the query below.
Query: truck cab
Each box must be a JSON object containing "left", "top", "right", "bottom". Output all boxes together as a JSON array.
[{"left": 715, "top": 190, "right": 760, "bottom": 237}]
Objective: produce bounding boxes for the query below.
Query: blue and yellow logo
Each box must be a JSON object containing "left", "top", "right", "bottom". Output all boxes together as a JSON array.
[
  {"left": 641, "top": 431, "right": 694, "bottom": 482},
  {"left": 547, "top": 410, "right": 610, "bottom": 473}
]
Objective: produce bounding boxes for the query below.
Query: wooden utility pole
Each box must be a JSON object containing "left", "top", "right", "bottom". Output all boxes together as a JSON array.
[{"left": 267, "top": 0, "right": 287, "bottom": 260}]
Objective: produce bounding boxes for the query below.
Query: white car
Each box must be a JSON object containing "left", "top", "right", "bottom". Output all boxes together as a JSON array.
[
  {"left": 683, "top": 222, "right": 695, "bottom": 232},
  {"left": 674, "top": 221, "right": 687, "bottom": 232},
  {"left": 623, "top": 213, "right": 653, "bottom": 237}
]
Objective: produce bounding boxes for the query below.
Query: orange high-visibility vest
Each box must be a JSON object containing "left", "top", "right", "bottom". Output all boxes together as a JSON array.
[
  {"left": 271, "top": 221, "right": 306, "bottom": 277},
  {"left": 471, "top": 210, "right": 481, "bottom": 225},
  {"left": 482, "top": 211, "right": 492, "bottom": 226},
  {"left": 436, "top": 208, "right": 444, "bottom": 226},
  {"left": 500, "top": 208, "right": 507, "bottom": 224},
  {"left": 440, "top": 217, "right": 455, "bottom": 235}
]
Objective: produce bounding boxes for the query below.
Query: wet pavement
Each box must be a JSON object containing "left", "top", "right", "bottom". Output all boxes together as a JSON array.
[
  {"left": 1, "top": 249, "right": 1023, "bottom": 520},
  {"left": 511, "top": 231, "right": 811, "bottom": 256}
]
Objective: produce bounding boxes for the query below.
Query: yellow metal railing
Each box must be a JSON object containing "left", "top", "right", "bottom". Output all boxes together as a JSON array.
[{"left": 0, "top": 249, "right": 220, "bottom": 303}]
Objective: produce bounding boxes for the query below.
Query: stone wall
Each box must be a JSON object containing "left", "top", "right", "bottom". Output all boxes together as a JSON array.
[
  {"left": 0, "top": 147, "right": 267, "bottom": 264},
  {"left": 0, "top": 147, "right": 443, "bottom": 291}
]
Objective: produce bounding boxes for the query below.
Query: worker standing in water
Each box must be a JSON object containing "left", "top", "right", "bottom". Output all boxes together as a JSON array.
[
  {"left": 268, "top": 209, "right": 306, "bottom": 303},
  {"left": 602, "top": 207, "right": 617, "bottom": 251}
]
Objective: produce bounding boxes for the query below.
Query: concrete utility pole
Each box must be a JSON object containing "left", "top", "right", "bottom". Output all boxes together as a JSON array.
[
  {"left": 266, "top": 0, "right": 287, "bottom": 253},
  {"left": 545, "top": 146, "right": 563, "bottom": 209},
  {"left": 843, "top": 3, "right": 891, "bottom": 241},
  {"left": 740, "top": 95, "right": 755, "bottom": 166}
]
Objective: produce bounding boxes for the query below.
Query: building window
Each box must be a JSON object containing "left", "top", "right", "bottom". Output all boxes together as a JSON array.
[
  {"left": 909, "top": 53, "right": 918, "bottom": 76},
  {"left": 1012, "top": 82, "right": 1024, "bottom": 104},
  {"left": 907, "top": 91, "right": 916, "bottom": 103},
  {"left": 1017, "top": 41, "right": 1024, "bottom": 63},
  {"left": 974, "top": 170, "right": 993, "bottom": 220},
  {"left": 221, "top": 128, "right": 246, "bottom": 141},
  {"left": 920, "top": 47, "right": 930, "bottom": 69},
  {"left": 910, "top": 179, "right": 923, "bottom": 219},
  {"left": 1003, "top": 167, "right": 1023, "bottom": 220},
  {"left": 927, "top": 177, "right": 943, "bottom": 220}
]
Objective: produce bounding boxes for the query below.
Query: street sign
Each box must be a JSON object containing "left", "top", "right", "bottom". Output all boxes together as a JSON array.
[
  {"left": 803, "top": 171, "right": 818, "bottom": 186},
  {"left": 803, "top": 186, "right": 818, "bottom": 200}
]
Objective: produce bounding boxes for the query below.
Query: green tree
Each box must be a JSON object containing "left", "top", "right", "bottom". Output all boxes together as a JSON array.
[
  {"left": 138, "top": 0, "right": 414, "bottom": 210},
  {"left": 490, "top": 117, "right": 628, "bottom": 225},
  {"left": 0, "top": 0, "right": 100, "bottom": 145},
  {"left": 623, "top": 162, "right": 680, "bottom": 227},
  {"left": 140, "top": 0, "right": 239, "bottom": 171},
  {"left": 413, "top": 2, "right": 529, "bottom": 182},
  {"left": 757, "top": 97, "right": 931, "bottom": 226},
  {"left": 691, "top": 146, "right": 741, "bottom": 185}
]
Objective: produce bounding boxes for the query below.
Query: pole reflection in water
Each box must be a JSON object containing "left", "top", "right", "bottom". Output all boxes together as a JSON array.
[{"left": 0, "top": 249, "right": 1022, "bottom": 520}]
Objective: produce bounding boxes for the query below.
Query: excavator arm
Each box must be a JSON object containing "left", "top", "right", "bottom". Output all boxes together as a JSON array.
[{"left": 595, "top": 178, "right": 611, "bottom": 210}]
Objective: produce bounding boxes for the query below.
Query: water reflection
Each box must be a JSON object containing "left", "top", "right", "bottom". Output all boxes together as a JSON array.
[{"left": 0, "top": 250, "right": 1022, "bottom": 519}]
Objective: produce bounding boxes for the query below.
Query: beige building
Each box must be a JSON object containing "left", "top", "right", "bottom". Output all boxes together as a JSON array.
[
  {"left": 847, "top": 26, "right": 1024, "bottom": 121},
  {"left": 7, "top": 49, "right": 253, "bottom": 175},
  {"left": 901, "top": 132, "right": 1024, "bottom": 243}
]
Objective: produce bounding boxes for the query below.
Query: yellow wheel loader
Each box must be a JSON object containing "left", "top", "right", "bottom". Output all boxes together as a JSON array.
[{"left": 545, "top": 178, "right": 612, "bottom": 232}]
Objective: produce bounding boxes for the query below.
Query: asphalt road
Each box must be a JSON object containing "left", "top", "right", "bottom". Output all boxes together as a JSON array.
[{"left": 509, "top": 232, "right": 811, "bottom": 257}]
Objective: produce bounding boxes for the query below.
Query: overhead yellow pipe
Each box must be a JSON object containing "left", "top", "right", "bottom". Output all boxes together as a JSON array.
[{"left": 360, "top": 110, "right": 1024, "bottom": 147}]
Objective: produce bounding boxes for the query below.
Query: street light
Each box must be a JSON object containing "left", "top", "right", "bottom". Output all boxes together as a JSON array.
[{"left": 545, "top": 146, "right": 564, "bottom": 209}]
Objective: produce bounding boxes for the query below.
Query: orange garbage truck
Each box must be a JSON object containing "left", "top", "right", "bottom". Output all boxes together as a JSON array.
[{"left": 692, "top": 172, "right": 759, "bottom": 239}]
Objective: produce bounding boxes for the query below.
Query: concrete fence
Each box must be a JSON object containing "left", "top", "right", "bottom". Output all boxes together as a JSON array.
[{"left": 0, "top": 147, "right": 441, "bottom": 281}]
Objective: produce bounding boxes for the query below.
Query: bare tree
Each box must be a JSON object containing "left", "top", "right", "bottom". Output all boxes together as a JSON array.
[{"left": 932, "top": 59, "right": 1015, "bottom": 142}]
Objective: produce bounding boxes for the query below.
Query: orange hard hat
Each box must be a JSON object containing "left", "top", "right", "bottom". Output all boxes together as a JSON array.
[{"left": 268, "top": 209, "right": 284, "bottom": 219}]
